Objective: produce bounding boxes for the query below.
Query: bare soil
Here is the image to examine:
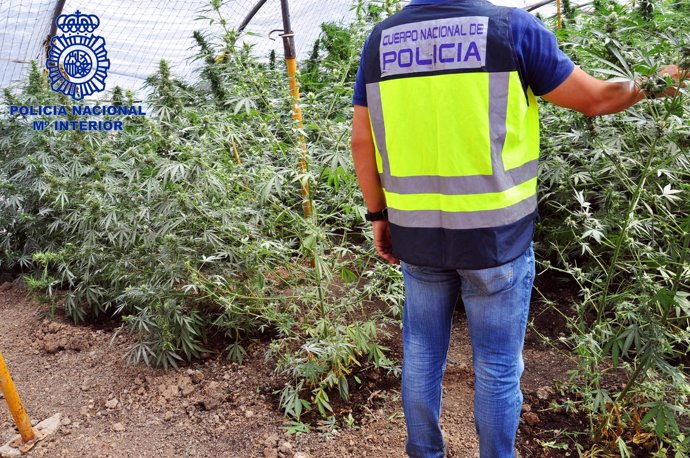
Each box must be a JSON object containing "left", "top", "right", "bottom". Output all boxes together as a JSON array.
[{"left": 0, "top": 279, "right": 581, "bottom": 458}]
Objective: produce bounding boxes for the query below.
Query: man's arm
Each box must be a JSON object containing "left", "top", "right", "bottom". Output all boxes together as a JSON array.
[
  {"left": 542, "top": 65, "right": 684, "bottom": 116},
  {"left": 352, "top": 105, "right": 386, "bottom": 213},
  {"left": 351, "top": 105, "right": 399, "bottom": 264}
]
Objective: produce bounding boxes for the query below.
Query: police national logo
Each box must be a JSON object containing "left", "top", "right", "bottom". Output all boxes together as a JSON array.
[
  {"left": 46, "top": 11, "right": 110, "bottom": 100},
  {"left": 379, "top": 17, "right": 488, "bottom": 77}
]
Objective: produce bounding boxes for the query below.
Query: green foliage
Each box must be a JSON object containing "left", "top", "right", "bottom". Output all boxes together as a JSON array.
[
  {"left": 537, "top": 0, "right": 689, "bottom": 453},
  {"left": 639, "top": 0, "right": 655, "bottom": 21},
  {"left": 0, "top": 0, "right": 404, "bottom": 426},
  {"left": 1, "top": 0, "right": 688, "bottom": 450}
]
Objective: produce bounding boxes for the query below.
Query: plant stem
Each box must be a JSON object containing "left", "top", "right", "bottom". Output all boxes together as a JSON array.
[
  {"left": 595, "top": 86, "right": 683, "bottom": 326},
  {"left": 615, "top": 218, "right": 690, "bottom": 404},
  {"left": 595, "top": 137, "right": 657, "bottom": 325},
  {"left": 615, "top": 344, "right": 653, "bottom": 403}
]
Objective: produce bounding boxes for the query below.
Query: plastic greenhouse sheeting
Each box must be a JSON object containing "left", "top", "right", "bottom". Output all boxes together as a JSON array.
[{"left": 1, "top": 0, "right": 576, "bottom": 97}]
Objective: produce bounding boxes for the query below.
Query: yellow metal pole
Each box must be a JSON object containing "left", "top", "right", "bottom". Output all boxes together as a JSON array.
[
  {"left": 557, "top": 0, "right": 562, "bottom": 29},
  {"left": 285, "top": 56, "right": 311, "bottom": 218},
  {"left": 280, "top": 0, "right": 312, "bottom": 219},
  {"left": 231, "top": 137, "right": 242, "bottom": 165},
  {"left": 226, "top": 127, "right": 242, "bottom": 165},
  {"left": 0, "top": 351, "right": 35, "bottom": 443}
]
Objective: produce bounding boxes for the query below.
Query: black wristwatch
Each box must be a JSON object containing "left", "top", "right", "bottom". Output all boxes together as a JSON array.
[{"left": 365, "top": 207, "right": 388, "bottom": 222}]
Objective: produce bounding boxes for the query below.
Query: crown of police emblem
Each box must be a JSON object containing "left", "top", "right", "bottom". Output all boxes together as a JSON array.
[{"left": 46, "top": 11, "right": 110, "bottom": 100}]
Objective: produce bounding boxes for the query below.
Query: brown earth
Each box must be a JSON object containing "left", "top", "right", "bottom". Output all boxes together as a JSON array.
[{"left": 0, "top": 279, "right": 581, "bottom": 458}]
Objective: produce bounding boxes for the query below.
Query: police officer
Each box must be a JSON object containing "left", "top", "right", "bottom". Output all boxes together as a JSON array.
[{"left": 351, "top": 0, "right": 684, "bottom": 457}]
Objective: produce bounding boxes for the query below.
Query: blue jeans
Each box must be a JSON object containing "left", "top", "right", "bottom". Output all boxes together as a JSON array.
[{"left": 400, "top": 243, "right": 534, "bottom": 458}]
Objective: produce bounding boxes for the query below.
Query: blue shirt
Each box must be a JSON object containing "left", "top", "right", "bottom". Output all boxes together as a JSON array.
[{"left": 352, "top": 0, "right": 575, "bottom": 106}]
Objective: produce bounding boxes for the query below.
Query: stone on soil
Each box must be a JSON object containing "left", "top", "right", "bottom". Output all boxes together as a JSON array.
[
  {"left": 278, "top": 441, "right": 293, "bottom": 456},
  {"left": 0, "top": 413, "right": 61, "bottom": 458},
  {"left": 263, "top": 434, "right": 279, "bottom": 447},
  {"left": 522, "top": 411, "right": 540, "bottom": 426},
  {"left": 187, "top": 369, "right": 205, "bottom": 384},
  {"left": 67, "top": 336, "right": 89, "bottom": 351},
  {"left": 43, "top": 335, "right": 64, "bottom": 354},
  {"left": 536, "top": 386, "right": 553, "bottom": 400}
]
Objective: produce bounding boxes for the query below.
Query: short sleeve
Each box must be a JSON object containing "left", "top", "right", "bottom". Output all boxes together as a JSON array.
[
  {"left": 511, "top": 9, "right": 575, "bottom": 96},
  {"left": 352, "top": 36, "right": 371, "bottom": 107}
]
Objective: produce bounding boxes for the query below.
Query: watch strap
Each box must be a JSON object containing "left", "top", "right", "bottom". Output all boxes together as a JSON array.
[{"left": 365, "top": 208, "right": 388, "bottom": 221}]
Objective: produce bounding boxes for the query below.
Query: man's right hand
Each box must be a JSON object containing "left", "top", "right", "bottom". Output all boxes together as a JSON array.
[
  {"left": 640, "top": 65, "right": 687, "bottom": 98},
  {"left": 372, "top": 220, "right": 399, "bottom": 265},
  {"left": 543, "top": 65, "right": 687, "bottom": 117}
]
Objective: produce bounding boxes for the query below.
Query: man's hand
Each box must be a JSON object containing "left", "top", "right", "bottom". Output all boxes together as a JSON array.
[
  {"left": 658, "top": 64, "right": 685, "bottom": 82},
  {"left": 372, "top": 220, "right": 399, "bottom": 265},
  {"left": 543, "top": 64, "right": 687, "bottom": 116},
  {"left": 639, "top": 65, "right": 687, "bottom": 98}
]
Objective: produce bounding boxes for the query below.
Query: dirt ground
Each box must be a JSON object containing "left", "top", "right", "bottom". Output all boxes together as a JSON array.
[{"left": 0, "top": 279, "right": 579, "bottom": 458}]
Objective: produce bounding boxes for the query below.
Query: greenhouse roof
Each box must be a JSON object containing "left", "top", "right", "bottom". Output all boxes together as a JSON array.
[{"left": 1, "top": 0, "right": 583, "bottom": 96}]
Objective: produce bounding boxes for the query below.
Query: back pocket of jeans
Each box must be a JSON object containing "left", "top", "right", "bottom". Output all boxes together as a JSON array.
[{"left": 462, "top": 262, "right": 514, "bottom": 296}]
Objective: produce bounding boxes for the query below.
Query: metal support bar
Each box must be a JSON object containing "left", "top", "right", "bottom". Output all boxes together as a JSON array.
[
  {"left": 279, "top": 0, "right": 311, "bottom": 218},
  {"left": 526, "top": 0, "right": 597, "bottom": 18},
  {"left": 280, "top": 0, "right": 296, "bottom": 59},
  {"left": 45, "top": 0, "right": 67, "bottom": 57},
  {"left": 238, "top": 0, "right": 270, "bottom": 33},
  {"left": 525, "top": 0, "right": 559, "bottom": 12},
  {"left": 557, "top": 0, "right": 563, "bottom": 28},
  {"left": 0, "top": 351, "right": 35, "bottom": 444}
]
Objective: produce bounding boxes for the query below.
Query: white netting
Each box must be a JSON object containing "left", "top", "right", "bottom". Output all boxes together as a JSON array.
[
  {"left": 0, "top": 0, "right": 358, "bottom": 94},
  {"left": 0, "top": 0, "right": 588, "bottom": 96}
]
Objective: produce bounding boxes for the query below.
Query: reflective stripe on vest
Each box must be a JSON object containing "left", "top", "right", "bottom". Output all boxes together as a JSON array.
[{"left": 365, "top": 14, "right": 540, "bottom": 231}]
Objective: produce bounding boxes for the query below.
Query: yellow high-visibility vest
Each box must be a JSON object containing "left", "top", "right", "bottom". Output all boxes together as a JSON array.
[{"left": 360, "top": 1, "right": 540, "bottom": 268}]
